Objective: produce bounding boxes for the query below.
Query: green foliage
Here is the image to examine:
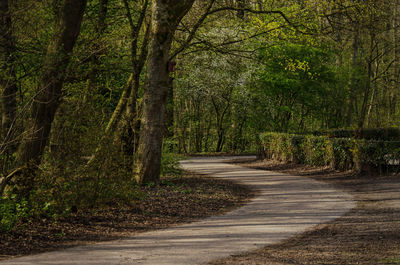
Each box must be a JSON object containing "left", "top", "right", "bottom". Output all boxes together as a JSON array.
[
  {"left": 331, "top": 138, "right": 355, "bottom": 170},
  {"left": 4, "top": 0, "right": 400, "bottom": 237},
  {"left": 160, "top": 152, "right": 186, "bottom": 176},
  {"left": 380, "top": 257, "right": 400, "bottom": 264},
  {"left": 360, "top": 128, "right": 400, "bottom": 141},
  {"left": 251, "top": 42, "right": 342, "bottom": 132},
  {"left": 290, "top": 135, "right": 306, "bottom": 163},
  {"left": 0, "top": 195, "right": 32, "bottom": 232},
  {"left": 161, "top": 138, "right": 186, "bottom": 176},
  {"left": 260, "top": 132, "right": 301, "bottom": 162},
  {"left": 301, "top": 136, "right": 334, "bottom": 166},
  {"left": 356, "top": 140, "right": 400, "bottom": 171},
  {"left": 259, "top": 131, "right": 400, "bottom": 173},
  {"left": 304, "top": 127, "right": 400, "bottom": 141},
  {"left": 174, "top": 49, "right": 255, "bottom": 153}
]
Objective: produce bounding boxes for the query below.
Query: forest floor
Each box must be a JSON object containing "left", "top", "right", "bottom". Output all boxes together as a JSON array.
[
  {"left": 208, "top": 158, "right": 400, "bottom": 265},
  {"left": 0, "top": 173, "right": 253, "bottom": 261}
]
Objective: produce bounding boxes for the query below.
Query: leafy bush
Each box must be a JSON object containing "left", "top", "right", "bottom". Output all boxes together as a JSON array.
[
  {"left": 260, "top": 132, "right": 293, "bottom": 161},
  {"left": 331, "top": 138, "right": 355, "bottom": 170},
  {"left": 161, "top": 153, "right": 186, "bottom": 176},
  {"left": 290, "top": 135, "right": 306, "bottom": 163},
  {"left": 259, "top": 132, "right": 400, "bottom": 173},
  {"left": 301, "top": 136, "right": 334, "bottom": 166},
  {"left": 355, "top": 140, "right": 400, "bottom": 173},
  {"left": 0, "top": 195, "right": 32, "bottom": 232},
  {"left": 303, "top": 127, "right": 400, "bottom": 141},
  {"left": 360, "top": 128, "right": 400, "bottom": 141}
]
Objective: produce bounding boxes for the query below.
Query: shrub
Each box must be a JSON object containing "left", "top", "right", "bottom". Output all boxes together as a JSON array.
[
  {"left": 356, "top": 140, "right": 400, "bottom": 173},
  {"left": 301, "top": 135, "right": 334, "bottom": 166},
  {"left": 161, "top": 153, "right": 186, "bottom": 176},
  {"left": 259, "top": 131, "right": 400, "bottom": 173},
  {"left": 0, "top": 195, "right": 32, "bottom": 232},
  {"left": 360, "top": 128, "right": 400, "bottom": 141},
  {"left": 331, "top": 138, "right": 355, "bottom": 170},
  {"left": 303, "top": 127, "right": 400, "bottom": 141},
  {"left": 290, "top": 135, "right": 306, "bottom": 163}
]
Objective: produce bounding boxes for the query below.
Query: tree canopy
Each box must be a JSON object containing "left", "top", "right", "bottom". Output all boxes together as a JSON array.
[{"left": 1, "top": 0, "right": 400, "bottom": 223}]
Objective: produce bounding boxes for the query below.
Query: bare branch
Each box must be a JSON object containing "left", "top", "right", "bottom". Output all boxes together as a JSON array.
[{"left": 170, "top": 0, "right": 216, "bottom": 60}]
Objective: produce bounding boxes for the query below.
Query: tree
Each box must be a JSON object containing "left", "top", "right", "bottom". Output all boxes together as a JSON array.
[
  {"left": 86, "top": 0, "right": 150, "bottom": 168},
  {"left": 252, "top": 43, "right": 339, "bottom": 132},
  {"left": 14, "top": 0, "right": 87, "bottom": 196},
  {"left": 0, "top": 0, "right": 18, "bottom": 156},
  {"left": 134, "top": 0, "right": 195, "bottom": 184},
  {"left": 175, "top": 48, "right": 253, "bottom": 153},
  {"left": 119, "top": 0, "right": 150, "bottom": 157}
]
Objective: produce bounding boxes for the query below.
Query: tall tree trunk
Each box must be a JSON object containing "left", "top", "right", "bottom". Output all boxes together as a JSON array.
[
  {"left": 204, "top": 116, "right": 212, "bottom": 152},
  {"left": 118, "top": 0, "right": 149, "bottom": 159},
  {"left": 0, "top": 0, "right": 18, "bottom": 154},
  {"left": 14, "top": 0, "right": 87, "bottom": 196},
  {"left": 164, "top": 76, "right": 175, "bottom": 138},
  {"left": 366, "top": 81, "right": 376, "bottom": 127},
  {"left": 88, "top": 1, "right": 150, "bottom": 167},
  {"left": 134, "top": 0, "right": 194, "bottom": 184},
  {"left": 346, "top": 26, "right": 360, "bottom": 127},
  {"left": 390, "top": 0, "right": 400, "bottom": 119},
  {"left": 356, "top": 59, "right": 372, "bottom": 136}
]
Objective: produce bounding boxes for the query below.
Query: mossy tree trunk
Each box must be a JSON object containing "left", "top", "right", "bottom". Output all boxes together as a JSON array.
[
  {"left": 135, "top": 0, "right": 194, "bottom": 184},
  {"left": 119, "top": 0, "right": 150, "bottom": 158},
  {"left": 0, "top": 0, "right": 18, "bottom": 154},
  {"left": 14, "top": 0, "right": 87, "bottom": 196}
]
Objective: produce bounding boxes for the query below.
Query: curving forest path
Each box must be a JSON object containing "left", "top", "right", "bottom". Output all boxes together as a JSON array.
[{"left": 0, "top": 156, "right": 355, "bottom": 265}]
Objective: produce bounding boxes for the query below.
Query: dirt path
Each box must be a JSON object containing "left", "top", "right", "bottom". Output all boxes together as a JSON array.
[
  {"left": 0, "top": 157, "right": 354, "bottom": 265},
  {"left": 208, "top": 159, "right": 400, "bottom": 265}
]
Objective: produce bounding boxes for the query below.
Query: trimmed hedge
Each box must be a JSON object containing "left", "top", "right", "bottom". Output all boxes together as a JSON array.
[
  {"left": 259, "top": 132, "right": 400, "bottom": 173},
  {"left": 302, "top": 127, "right": 400, "bottom": 141}
]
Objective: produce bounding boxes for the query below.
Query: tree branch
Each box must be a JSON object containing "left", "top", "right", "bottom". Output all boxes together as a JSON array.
[{"left": 170, "top": 0, "right": 216, "bottom": 60}]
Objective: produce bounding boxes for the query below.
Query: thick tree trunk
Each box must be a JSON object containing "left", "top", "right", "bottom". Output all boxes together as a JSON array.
[
  {"left": 135, "top": 0, "right": 194, "bottom": 184},
  {"left": 16, "top": 0, "right": 87, "bottom": 174},
  {"left": 0, "top": 0, "right": 18, "bottom": 153}
]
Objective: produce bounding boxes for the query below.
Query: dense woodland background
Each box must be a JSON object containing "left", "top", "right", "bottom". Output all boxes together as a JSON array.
[{"left": 1, "top": 0, "right": 400, "bottom": 230}]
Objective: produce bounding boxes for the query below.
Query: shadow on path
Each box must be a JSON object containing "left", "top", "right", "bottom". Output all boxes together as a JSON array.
[{"left": 0, "top": 156, "right": 355, "bottom": 265}]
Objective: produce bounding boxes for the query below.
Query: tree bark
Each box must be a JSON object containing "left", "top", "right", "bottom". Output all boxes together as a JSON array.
[
  {"left": 356, "top": 55, "right": 373, "bottom": 136},
  {"left": 134, "top": 0, "right": 194, "bottom": 184},
  {"left": 390, "top": 0, "right": 400, "bottom": 118},
  {"left": 164, "top": 76, "right": 175, "bottom": 138},
  {"left": 16, "top": 0, "right": 87, "bottom": 168},
  {"left": 118, "top": 0, "right": 149, "bottom": 158},
  {"left": 0, "top": 0, "right": 18, "bottom": 153}
]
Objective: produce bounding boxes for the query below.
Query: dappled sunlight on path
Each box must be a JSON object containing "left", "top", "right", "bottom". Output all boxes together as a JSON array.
[{"left": 0, "top": 156, "right": 355, "bottom": 265}]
